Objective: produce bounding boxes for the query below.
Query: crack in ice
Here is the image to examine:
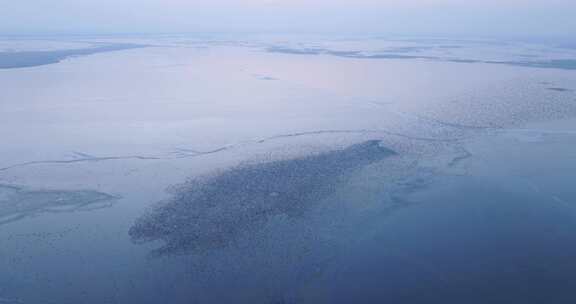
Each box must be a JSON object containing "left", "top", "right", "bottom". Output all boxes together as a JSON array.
[{"left": 0, "top": 129, "right": 462, "bottom": 173}]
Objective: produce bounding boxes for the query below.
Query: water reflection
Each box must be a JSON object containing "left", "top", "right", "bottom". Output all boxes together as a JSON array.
[{"left": 129, "top": 140, "right": 397, "bottom": 257}]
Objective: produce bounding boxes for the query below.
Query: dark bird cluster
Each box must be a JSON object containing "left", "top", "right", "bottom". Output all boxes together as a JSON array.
[{"left": 129, "top": 140, "right": 397, "bottom": 257}]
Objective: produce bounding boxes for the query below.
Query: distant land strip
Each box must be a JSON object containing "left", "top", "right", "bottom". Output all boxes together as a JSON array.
[
  {"left": 0, "top": 43, "right": 147, "bottom": 69},
  {"left": 267, "top": 46, "right": 576, "bottom": 71}
]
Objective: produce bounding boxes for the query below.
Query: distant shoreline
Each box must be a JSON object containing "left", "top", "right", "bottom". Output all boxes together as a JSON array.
[{"left": 0, "top": 43, "right": 147, "bottom": 69}]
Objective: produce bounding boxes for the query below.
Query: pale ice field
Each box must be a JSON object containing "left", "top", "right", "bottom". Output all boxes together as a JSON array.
[{"left": 1, "top": 35, "right": 576, "bottom": 303}]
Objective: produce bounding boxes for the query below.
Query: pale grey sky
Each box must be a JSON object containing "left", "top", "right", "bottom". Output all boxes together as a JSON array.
[{"left": 1, "top": 0, "right": 575, "bottom": 38}]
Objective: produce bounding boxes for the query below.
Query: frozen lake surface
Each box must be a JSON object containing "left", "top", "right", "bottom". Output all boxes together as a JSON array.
[{"left": 1, "top": 34, "right": 576, "bottom": 303}]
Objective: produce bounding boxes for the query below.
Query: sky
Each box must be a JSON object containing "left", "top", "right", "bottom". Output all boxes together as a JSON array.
[{"left": 1, "top": 0, "right": 576, "bottom": 38}]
